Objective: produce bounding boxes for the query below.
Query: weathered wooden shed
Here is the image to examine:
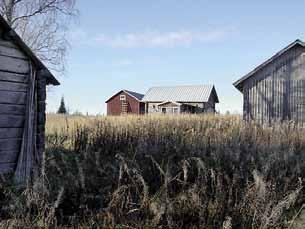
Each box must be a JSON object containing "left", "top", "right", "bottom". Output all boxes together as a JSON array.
[
  {"left": 234, "top": 40, "right": 305, "bottom": 123},
  {"left": 106, "top": 90, "right": 145, "bottom": 115},
  {"left": 0, "top": 16, "right": 59, "bottom": 182}
]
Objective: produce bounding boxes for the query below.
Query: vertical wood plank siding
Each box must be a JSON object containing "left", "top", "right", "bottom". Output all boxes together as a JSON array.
[
  {"left": 243, "top": 45, "right": 305, "bottom": 123},
  {"left": 107, "top": 91, "right": 144, "bottom": 115},
  {"left": 36, "top": 76, "right": 47, "bottom": 164}
]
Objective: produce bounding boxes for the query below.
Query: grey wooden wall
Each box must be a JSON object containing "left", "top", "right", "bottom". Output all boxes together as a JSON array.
[
  {"left": 243, "top": 45, "right": 305, "bottom": 123},
  {"left": 0, "top": 28, "right": 29, "bottom": 173},
  {"left": 0, "top": 27, "right": 46, "bottom": 175}
]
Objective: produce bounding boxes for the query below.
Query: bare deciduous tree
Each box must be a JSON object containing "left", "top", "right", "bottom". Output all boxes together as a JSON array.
[{"left": 0, "top": 0, "right": 78, "bottom": 74}]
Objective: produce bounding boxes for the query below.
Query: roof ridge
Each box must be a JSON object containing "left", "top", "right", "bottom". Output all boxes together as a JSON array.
[
  {"left": 233, "top": 39, "right": 305, "bottom": 91},
  {"left": 124, "top": 89, "right": 144, "bottom": 95}
]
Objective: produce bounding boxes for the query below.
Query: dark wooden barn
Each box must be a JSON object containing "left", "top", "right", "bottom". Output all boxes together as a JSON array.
[
  {"left": 234, "top": 40, "right": 305, "bottom": 123},
  {"left": 0, "top": 16, "right": 59, "bottom": 182},
  {"left": 106, "top": 90, "right": 145, "bottom": 115}
]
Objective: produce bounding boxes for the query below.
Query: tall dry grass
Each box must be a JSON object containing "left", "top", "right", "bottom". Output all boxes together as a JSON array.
[{"left": 0, "top": 114, "right": 305, "bottom": 228}]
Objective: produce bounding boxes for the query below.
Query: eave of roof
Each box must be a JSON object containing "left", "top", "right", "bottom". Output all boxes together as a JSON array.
[
  {"left": 157, "top": 101, "right": 182, "bottom": 106},
  {"left": 233, "top": 39, "right": 305, "bottom": 92},
  {"left": 124, "top": 90, "right": 144, "bottom": 101},
  {"left": 0, "top": 15, "right": 59, "bottom": 86}
]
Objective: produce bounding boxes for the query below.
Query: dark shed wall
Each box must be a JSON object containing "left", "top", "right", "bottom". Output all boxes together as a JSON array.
[
  {"left": 107, "top": 91, "right": 142, "bottom": 115},
  {"left": 0, "top": 32, "right": 30, "bottom": 173},
  {"left": 0, "top": 27, "right": 48, "bottom": 174},
  {"left": 36, "top": 75, "right": 47, "bottom": 165},
  {"left": 243, "top": 45, "right": 305, "bottom": 123}
]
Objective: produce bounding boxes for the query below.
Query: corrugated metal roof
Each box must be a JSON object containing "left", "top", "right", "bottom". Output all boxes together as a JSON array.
[
  {"left": 142, "top": 85, "right": 217, "bottom": 102},
  {"left": 125, "top": 90, "right": 144, "bottom": 101}
]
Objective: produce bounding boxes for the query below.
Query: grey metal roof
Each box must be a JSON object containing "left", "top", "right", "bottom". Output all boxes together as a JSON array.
[
  {"left": 233, "top": 39, "right": 305, "bottom": 92},
  {"left": 142, "top": 85, "right": 218, "bottom": 103},
  {"left": 125, "top": 90, "right": 144, "bottom": 101}
]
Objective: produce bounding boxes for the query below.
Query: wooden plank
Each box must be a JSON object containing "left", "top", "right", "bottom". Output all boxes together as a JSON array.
[
  {"left": 0, "top": 128, "right": 23, "bottom": 139},
  {"left": 37, "top": 124, "right": 45, "bottom": 134},
  {"left": 0, "top": 139, "right": 22, "bottom": 151},
  {"left": 243, "top": 85, "right": 247, "bottom": 120},
  {"left": 261, "top": 78, "right": 265, "bottom": 123},
  {"left": 0, "top": 104, "right": 25, "bottom": 115},
  {"left": 0, "top": 55, "right": 29, "bottom": 74},
  {"left": 0, "top": 81, "right": 27, "bottom": 92},
  {"left": 246, "top": 86, "right": 249, "bottom": 120},
  {"left": 0, "top": 91, "right": 27, "bottom": 104},
  {"left": 36, "top": 133, "right": 45, "bottom": 146},
  {"left": 0, "top": 162, "right": 15, "bottom": 173},
  {"left": 250, "top": 81, "right": 253, "bottom": 120},
  {"left": 0, "top": 44, "right": 27, "bottom": 59},
  {"left": 38, "top": 112, "right": 45, "bottom": 124},
  {"left": 0, "top": 40, "right": 18, "bottom": 49},
  {"left": 38, "top": 89, "right": 46, "bottom": 101},
  {"left": 38, "top": 101, "right": 46, "bottom": 113},
  {"left": 0, "top": 71, "right": 28, "bottom": 83},
  {"left": 0, "top": 115, "right": 24, "bottom": 128},
  {"left": 0, "top": 151, "right": 19, "bottom": 163},
  {"left": 37, "top": 78, "right": 46, "bottom": 89}
]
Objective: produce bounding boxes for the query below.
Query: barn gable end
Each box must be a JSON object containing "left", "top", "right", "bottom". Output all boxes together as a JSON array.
[
  {"left": 106, "top": 90, "right": 145, "bottom": 115},
  {"left": 234, "top": 40, "right": 305, "bottom": 123}
]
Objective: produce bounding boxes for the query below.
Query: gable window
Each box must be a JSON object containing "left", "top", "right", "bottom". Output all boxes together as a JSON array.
[{"left": 120, "top": 95, "right": 126, "bottom": 101}]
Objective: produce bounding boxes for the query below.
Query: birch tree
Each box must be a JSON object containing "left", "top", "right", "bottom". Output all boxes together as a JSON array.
[{"left": 0, "top": 0, "right": 78, "bottom": 74}]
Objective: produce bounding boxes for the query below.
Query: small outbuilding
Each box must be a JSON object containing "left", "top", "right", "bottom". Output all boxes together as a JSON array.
[
  {"left": 106, "top": 90, "right": 145, "bottom": 115},
  {"left": 0, "top": 16, "right": 59, "bottom": 182},
  {"left": 142, "top": 85, "right": 219, "bottom": 114},
  {"left": 234, "top": 40, "right": 305, "bottom": 123}
]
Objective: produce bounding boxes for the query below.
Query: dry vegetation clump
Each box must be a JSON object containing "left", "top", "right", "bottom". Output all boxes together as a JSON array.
[{"left": 0, "top": 114, "right": 305, "bottom": 228}]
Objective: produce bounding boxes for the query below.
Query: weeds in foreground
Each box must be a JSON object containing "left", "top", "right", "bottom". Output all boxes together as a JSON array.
[{"left": 0, "top": 114, "right": 305, "bottom": 228}]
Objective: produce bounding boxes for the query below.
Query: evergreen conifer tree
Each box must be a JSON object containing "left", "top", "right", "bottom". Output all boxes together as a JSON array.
[{"left": 57, "top": 96, "right": 67, "bottom": 114}]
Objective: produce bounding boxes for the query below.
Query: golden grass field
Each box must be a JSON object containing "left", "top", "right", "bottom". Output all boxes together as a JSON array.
[{"left": 1, "top": 114, "right": 305, "bottom": 228}]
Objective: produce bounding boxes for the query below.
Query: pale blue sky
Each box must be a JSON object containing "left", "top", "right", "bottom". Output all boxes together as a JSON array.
[{"left": 47, "top": 0, "right": 305, "bottom": 114}]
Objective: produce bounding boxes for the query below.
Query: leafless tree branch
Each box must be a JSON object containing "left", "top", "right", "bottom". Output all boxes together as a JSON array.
[{"left": 0, "top": 0, "right": 78, "bottom": 75}]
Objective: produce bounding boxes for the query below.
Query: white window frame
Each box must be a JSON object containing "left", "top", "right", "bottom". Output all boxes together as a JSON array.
[{"left": 120, "top": 94, "right": 126, "bottom": 101}]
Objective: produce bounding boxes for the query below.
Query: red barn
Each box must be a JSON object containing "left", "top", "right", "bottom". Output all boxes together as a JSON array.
[{"left": 106, "top": 90, "right": 145, "bottom": 115}]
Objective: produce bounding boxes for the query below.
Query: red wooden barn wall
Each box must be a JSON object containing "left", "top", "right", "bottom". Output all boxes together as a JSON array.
[{"left": 107, "top": 91, "right": 144, "bottom": 115}]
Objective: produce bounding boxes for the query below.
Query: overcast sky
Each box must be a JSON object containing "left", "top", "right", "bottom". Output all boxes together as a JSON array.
[{"left": 47, "top": 0, "right": 305, "bottom": 115}]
